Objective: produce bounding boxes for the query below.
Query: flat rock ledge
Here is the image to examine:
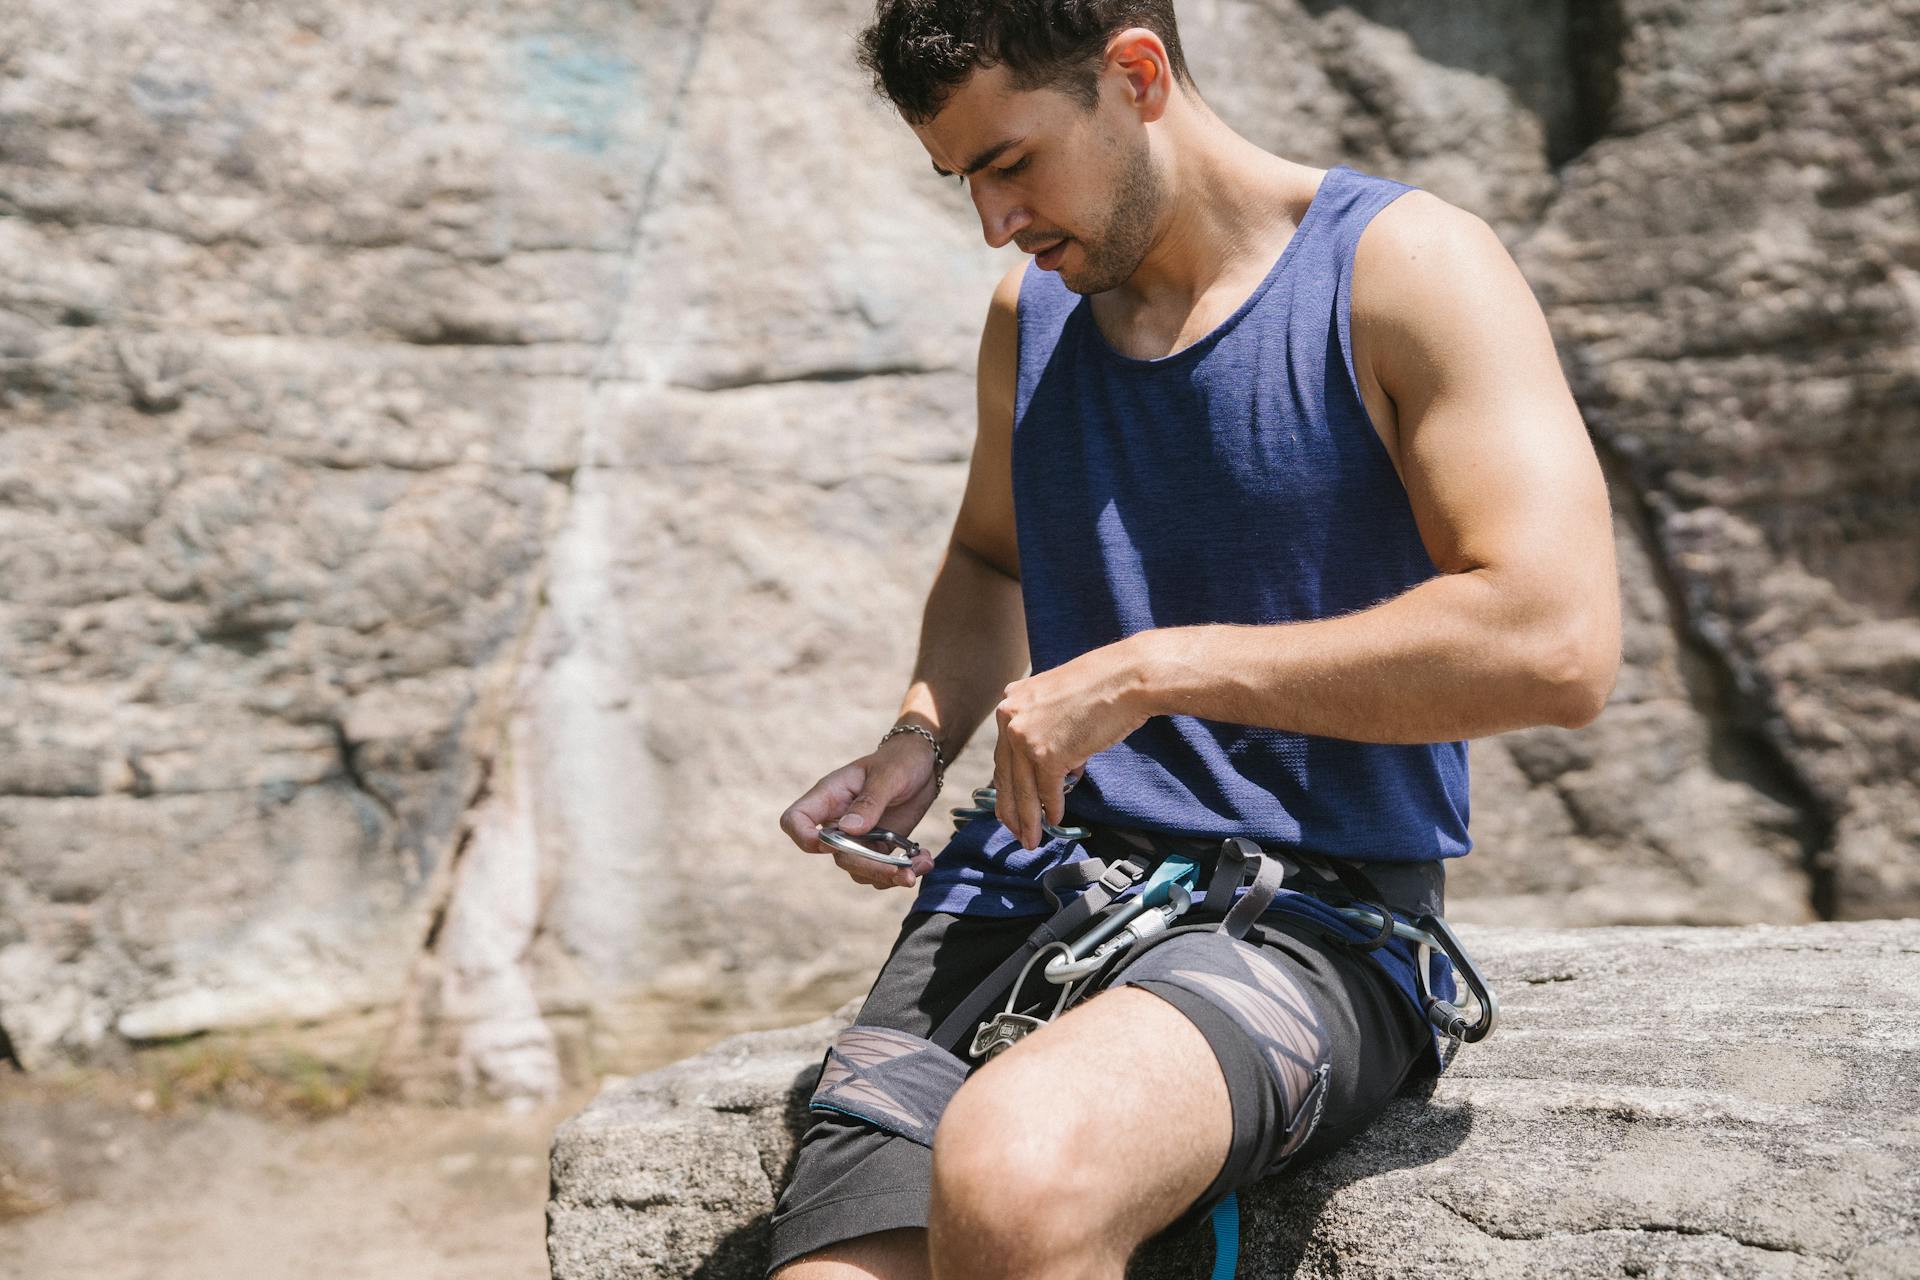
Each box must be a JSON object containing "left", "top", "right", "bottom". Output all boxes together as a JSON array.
[{"left": 548, "top": 923, "right": 1920, "bottom": 1279}]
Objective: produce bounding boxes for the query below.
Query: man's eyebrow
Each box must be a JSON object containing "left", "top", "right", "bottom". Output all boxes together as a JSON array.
[{"left": 930, "top": 137, "right": 1024, "bottom": 178}]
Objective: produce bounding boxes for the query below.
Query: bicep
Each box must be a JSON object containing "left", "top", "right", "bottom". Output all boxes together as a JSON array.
[{"left": 1364, "top": 199, "right": 1616, "bottom": 637}]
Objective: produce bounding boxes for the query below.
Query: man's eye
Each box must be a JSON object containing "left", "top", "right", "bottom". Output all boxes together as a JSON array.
[{"left": 946, "top": 156, "right": 1028, "bottom": 189}]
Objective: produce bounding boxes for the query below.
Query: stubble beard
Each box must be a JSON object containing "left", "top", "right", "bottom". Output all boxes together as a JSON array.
[{"left": 1060, "top": 134, "right": 1165, "bottom": 296}]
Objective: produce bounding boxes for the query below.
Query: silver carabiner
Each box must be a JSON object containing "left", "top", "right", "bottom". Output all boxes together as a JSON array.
[
  {"left": 950, "top": 770, "right": 1091, "bottom": 842},
  {"left": 1321, "top": 904, "right": 1498, "bottom": 1044},
  {"left": 1043, "top": 884, "right": 1193, "bottom": 983},
  {"left": 818, "top": 823, "right": 923, "bottom": 869}
]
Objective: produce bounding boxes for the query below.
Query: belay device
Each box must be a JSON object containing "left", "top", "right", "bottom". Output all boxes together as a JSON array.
[{"left": 810, "top": 781, "right": 1498, "bottom": 1279}]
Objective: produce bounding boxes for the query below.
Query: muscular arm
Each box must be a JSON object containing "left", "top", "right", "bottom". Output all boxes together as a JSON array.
[
  {"left": 891, "top": 265, "right": 1031, "bottom": 765},
  {"left": 1121, "top": 194, "right": 1621, "bottom": 741}
]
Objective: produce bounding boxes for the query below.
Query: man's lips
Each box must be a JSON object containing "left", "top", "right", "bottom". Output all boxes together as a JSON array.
[{"left": 1029, "top": 238, "right": 1069, "bottom": 269}]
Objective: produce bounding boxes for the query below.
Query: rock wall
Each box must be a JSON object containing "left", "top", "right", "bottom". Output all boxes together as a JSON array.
[
  {"left": 546, "top": 921, "right": 1920, "bottom": 1279},
  {"left": 0, "top": 0, "right": 1914, "bottom": 1089}
]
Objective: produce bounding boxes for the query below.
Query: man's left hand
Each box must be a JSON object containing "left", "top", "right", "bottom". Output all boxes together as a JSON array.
[{"left": 993, "top": 639, "right": 1152, "bottom": 849}]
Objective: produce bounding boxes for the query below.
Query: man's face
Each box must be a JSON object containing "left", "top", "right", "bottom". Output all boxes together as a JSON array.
[{"left": 911, "top": 64, "right": 1165, "bottom": 295}]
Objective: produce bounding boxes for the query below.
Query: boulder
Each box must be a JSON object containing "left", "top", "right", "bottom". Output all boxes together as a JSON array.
[{"left": 548, "top": 921, "right": 1920, "bottom": 1279}]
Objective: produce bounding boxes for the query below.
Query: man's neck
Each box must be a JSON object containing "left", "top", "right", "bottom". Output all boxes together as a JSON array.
[{"left": 1103, "top": 113, "right": 1318, "bottom": 316}]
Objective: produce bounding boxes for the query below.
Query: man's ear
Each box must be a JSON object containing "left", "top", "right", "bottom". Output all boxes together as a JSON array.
[{"left": 1105, "top": 27, "right": 1172, "bottom": 124}]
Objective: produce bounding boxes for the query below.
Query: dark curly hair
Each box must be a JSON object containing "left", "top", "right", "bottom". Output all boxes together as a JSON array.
[{"left": 857, "top": 0, "right": 1197, "bottom": 125}]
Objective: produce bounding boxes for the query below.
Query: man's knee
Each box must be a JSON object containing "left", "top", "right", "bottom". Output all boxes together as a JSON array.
[{"left": 929, "top": 1057, "right": 1105, "bottom": 1246}]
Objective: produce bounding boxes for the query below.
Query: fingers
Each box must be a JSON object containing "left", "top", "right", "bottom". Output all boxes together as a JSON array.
[
  {"left": 836, "top": 786, "right": 885, "bottom": 836},
  {"left": 782, "top": 749, "right": 943, "bottom": 891},
  {"left": 837, "top": 742, "right": 932, "bottom": 836},
  {"left": 828, "top": 843, "right": 930, "bottom": 891},
  {"left": 993, "top": 717, "right": 1045, "bottom": 850},
  {"left": 780, "top": 762, "right": 865, "bottom": 852},
  {"left": 1039, "top": 768, "right": 1066, "bottom": 832},
  {"left": 993, "top": 720, "right": 1016, "bottom": 844},
  {"left": 1012, "top": 758, "right": 1042, "bottom": 849}
]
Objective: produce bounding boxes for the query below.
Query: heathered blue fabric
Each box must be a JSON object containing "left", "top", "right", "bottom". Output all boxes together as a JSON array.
[{"left": 911, "top": 165, "right": 1471, "bottom": 1051}]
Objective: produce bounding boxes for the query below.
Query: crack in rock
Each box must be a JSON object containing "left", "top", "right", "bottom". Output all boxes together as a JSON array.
[{"left": 1427, "top": 1193, "right": 1823, "bottom": 1260}]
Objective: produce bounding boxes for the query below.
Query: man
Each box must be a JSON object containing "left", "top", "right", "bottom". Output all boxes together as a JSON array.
[{"left": 773, "top": 2, "right": 1619, "bottom": 1277}]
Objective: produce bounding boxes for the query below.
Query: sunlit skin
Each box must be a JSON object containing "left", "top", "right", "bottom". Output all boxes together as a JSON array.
[{"left": 914, "top": 61, "right": 1165, "bottom": 297}]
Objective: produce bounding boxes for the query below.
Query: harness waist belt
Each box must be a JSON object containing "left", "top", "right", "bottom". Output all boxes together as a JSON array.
[{"left": 1073, "top": 820, "right": 1446, "bottom": 920}]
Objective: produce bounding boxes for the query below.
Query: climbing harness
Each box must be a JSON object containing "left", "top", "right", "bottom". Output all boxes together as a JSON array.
[
  {"left": 948, "top": 785, "right": 1498, "bottom": 1053},
  {"left": 807, "top": 781, "right": 1498, "bottom": 1278}
]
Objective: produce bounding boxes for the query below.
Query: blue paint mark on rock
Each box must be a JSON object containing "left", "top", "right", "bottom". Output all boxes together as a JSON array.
[{"left": 515, "top": 33, "right": 640, "bottom": 155}]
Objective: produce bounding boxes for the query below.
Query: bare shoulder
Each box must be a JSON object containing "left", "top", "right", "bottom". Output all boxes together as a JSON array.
[
  {"left": 1359, "top": 186, "right": 1520, "bottom": 297},
  {"left": 1350, "top": 187, "right": 1566, "bottom": 432},
  {"left": 990, "top": 259, "right": 1026, "bottom": 310},
  {"left": 1352, "top": 189, "right": 1528, "bottom": 338},
  {"left": 951, "top": 261, "right": 1028, "bottom": 579}
]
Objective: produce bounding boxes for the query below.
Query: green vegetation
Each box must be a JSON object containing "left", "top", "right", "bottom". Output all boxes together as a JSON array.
[{"left": 135, "top": 1037, "right": 390, "bottom": 1118}]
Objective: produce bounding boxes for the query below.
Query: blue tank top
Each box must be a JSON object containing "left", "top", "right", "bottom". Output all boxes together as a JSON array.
[{"left": 911, "top": 166, "right": 1468, "bottom": 1051}]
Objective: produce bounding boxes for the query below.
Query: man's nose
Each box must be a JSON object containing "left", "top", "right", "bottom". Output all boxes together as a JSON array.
[{"left": 971, "top": 181, "right": 1032, "bottom": 249}]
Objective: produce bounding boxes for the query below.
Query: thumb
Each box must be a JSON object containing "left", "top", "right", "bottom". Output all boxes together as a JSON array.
[{"left": 835, "top": 778, "right": 893, "bottom": 834}]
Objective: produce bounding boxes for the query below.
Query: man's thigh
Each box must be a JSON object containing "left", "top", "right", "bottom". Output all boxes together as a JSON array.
[
  {"left": 926, "top": 983, "right": 1234, "bottom": 1258},
  {"left": 770, "top": 1227, "right": 928, "bottom": 1280}
]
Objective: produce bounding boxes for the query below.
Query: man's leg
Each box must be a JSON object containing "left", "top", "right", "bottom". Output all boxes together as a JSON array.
[
  {"left": 921, "top": 915, "right": 1423, "bottom": 1280},
  {"left": 769, "top": 909, "right": 1421, "bottom": 1279},
  {"left": 927, "top": 986, "right": 1235, "bottom": 1280}
]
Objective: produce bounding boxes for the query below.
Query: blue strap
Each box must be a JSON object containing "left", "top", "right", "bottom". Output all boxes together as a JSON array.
[{"left": 1208, "top": 1193, "right": 1239, "bottom": 1280}]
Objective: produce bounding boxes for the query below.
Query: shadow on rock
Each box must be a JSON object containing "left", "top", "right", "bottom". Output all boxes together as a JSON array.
[
  {"left": 1130, "top": 1075, "right": 1474, "bottom": 1279},
  {"left": 688, "top": 1062, "right": 821, "bottom": 1280}
]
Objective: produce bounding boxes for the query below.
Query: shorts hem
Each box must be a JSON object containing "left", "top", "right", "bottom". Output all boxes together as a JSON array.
[{"left": 766, "top": 1186, "right": 931, "bottom": 1278}]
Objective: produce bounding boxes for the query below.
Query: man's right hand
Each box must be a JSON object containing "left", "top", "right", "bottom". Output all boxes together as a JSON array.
[{"left": 778, "top": 737, "right": 940, "bottom": 890}]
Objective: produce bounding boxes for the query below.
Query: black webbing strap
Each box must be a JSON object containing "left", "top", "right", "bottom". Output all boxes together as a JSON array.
[
  {"left": 926, "top": 853, "right": 1152, "bottom": 1055},
  {"left": 1085, "top": 823, "right": 1408, "bottom": 949},
  {"left": 1286, "top": 847, "right": 1400, "bottom": 951}
]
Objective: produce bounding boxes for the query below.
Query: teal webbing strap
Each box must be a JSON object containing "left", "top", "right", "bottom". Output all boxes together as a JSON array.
[{"left": 1209, "top": 1193, "right": 1239, "bottom": 1279}]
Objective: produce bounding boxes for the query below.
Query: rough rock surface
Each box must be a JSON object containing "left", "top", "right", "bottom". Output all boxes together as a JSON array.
[
  {"left": 547, "top": 921, "right": 1920, "bottom": 1279},
  {"left": 0, "top": 0, "right": 1914, "bottom": 1088},
  {"left": 1517, "top": 0, "right": 1920, "bottom": 922}
]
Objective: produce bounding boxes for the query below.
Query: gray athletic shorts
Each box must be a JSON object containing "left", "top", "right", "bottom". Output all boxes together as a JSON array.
[{"left": 766, "top": 904, "right": 1435, "bottom": 1276}]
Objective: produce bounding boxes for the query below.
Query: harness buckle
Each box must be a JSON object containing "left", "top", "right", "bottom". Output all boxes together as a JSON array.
[{"left": 1098, "top": 860, "right": 1146, "bottom": 895}]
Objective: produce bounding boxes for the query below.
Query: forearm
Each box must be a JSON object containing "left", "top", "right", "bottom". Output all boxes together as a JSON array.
[
  {"left": 893, "top": 540, "right": 1029, "bottom": 763},
  {"left": 1123, "top": 569, "right": 1615, "bottom": 743}
]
